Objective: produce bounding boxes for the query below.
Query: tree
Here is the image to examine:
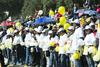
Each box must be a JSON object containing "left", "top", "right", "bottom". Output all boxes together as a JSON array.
[{"left": 0, "top": 0, "right": 24, "bottom": 21}]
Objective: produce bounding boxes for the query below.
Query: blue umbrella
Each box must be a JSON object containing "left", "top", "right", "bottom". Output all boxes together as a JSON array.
[
  {"left": 75, "top": 9, "right": 85, "bottom": 14},
  {"left": 32, "top": 17, "right": 55, "bottom": 26},
  {"left": 84, "top": 10, "right": 97, "bottom": 15}
]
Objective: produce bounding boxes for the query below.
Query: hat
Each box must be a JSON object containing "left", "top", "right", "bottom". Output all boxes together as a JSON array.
[
  {"left": 42, "top": 29, "right": 48, "bottom": 33},
  {"left": 25, "top": 27, "right": 29, "bottom": 30},
  {"left": 14, "top": 30, "right": 18, "bottom": 33},
  {"left": 35, "top": 28, "right": 42, "bottom": 33},
  {"left": 48, "top": 30, "right": 53, "bottom": 34},
  {"left": 58, "top": 28, "right": 64, "bottom": 33},
  {"left": 85, "top": 25, "right": 91, "bottom": 30},
  {"left": 89, "top": 22, "right": 95, "bottom": 27},
  {"left": 74, "top": 19, "right": 80, "bottom": 24},
  {"left": 68, "top": 26, "right": 74, "bottom": 30},
  {"left": 38, "top": 26, "right": 43, "bottom": 30}
]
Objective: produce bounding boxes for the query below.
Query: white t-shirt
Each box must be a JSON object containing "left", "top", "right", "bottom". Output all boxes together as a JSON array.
[
  {"left": 13, "top": 35, "right": 23, "bottom": 45},
  {"left": 84, "top": 33, "right": 96, "bottom": 46},
  {"left": 25, "top": 33, "right": 33, "bottom": 47},
  {"left": 59, "top": 34, "right": 68, "bottom": 54}
]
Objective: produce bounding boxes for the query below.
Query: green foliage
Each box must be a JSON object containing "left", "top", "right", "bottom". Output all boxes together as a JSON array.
[
  {"left": 0, "top": 0, "right": 100, "bottom": 22},
  {"left": 22, "top": 0, "right": 34, "bottom": 17},
  {"left": 0, "top": 0, "right": 24, "bottom": 22},
  {"left": 64, "top": 0, "right": 73, "bottom": 8}
]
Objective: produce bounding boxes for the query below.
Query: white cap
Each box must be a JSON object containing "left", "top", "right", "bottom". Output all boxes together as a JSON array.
[
  {"left": 68, "top": 26, "right": 74, "bottom": 30},
  {"left": 85, "top": 25, "right": 91, "bottom": 30},
  {"left": 48, "top": 30, "right": 53, "bottom": 34},
  {"left": 14, "top": 30, "right": 18, "bottom": 33},
  {"left": 25, "top": 27, "right": 29, "bottom": 30},
  {"left": 58, "top": 28, "right": 64, "bottom": 33},
  {"left": 37, "top": 26, "right": 43, "bottom": 32},
  {"left": 35, "top": 28, "right": 42, "bottom": 33},
  {"left": 42, "top": 29, "right": 48, "bottom": 33},
  {"left": 74, "top": 19, "right": 80, "bottom": 24},
  {"left": 34, "top": 28, "right": 37, "bottom": 31},
  {"left": 38, "top": 26, "right": 43, "bottom": 30},
  {"left": 89, "top": 22, "right": 95, "bottom": 27}
]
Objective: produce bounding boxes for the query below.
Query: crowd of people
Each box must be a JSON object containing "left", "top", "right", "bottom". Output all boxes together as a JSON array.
[{"left": 0, "top": 1, "right": 100, "bottom": 67}]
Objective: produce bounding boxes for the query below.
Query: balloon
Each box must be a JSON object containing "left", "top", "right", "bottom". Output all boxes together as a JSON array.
[
  {"left": 64, "top": 23, "right": 71, "bottom": 32},
  {"left": 59, "top": 16, "right": 66, "bottom": 26},
  {"left": 72, "top": 51, "right": 80, "bottom": 60},
  {"left": 9, "top": 28, "right": 14, "bottom": 33},
  {"left": 55, "top": 46, "right": 60, "bottom": 52},
  {"left": 7, "top": 28, "right": 14, "bottom": 34},
  {"left": 58, "top": 6, "right": 65, "bottom": 15},
  {"left": 50, "top": 42, "right": 56, "bottom": 47},
  {"left": 15, "top": 22, "right": 21, "bottom": 28},
  {"left": 80, "top": 17, "right": 85, "bottom": 27},
  {"left": 49, "top": 10, "right": 54, "bottom": 17}
]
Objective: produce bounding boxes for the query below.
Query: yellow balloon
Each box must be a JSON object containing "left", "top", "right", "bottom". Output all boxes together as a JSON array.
[
  {"left": 55, "top": 46, "right": 60, "bottom": 52},
  {"left": 64, "top": 23, "right": 71, "bottom": 32},
  {"left": 72, "top": 51, "right": 80, "bottom": 60},
  {"left": 49, "top": 10, "right": 54, "bottom": 17},
  {"left": 50, "top": 42, "right": 56, "bottom": 47},
  {"left": 59, "top": 16, "right": 66, "bottom": 26},
  {"left": 58, "top": 6, "right": 65, "bottom": 15},
  {"left": 15, "top": 22, "right": 21, "bottom": 28},
  {"left": 9, "top": 28, "right": 14, "bottom": 33},
  {"left": 80, "top": 17, "right": 85, "bottom": 27}
]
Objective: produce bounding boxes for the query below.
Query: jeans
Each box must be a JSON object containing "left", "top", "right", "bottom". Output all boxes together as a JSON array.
[
  {"left": 59, "top": 54, "right": 66, "bottom": 67},
  {"left": 6, "top": 48, "right": 11, "bottom": 64},
  {"left": 49, "top": 51, "right": 58, "bottom": 67},
  {"left": 85, "top": 55, "right": 95, "bottom": 67},
  {"left": 25, "top": 47, "right": 32, "bottom": 65},
  {"left": 66, "top": 55, "right": 70, "bottom": 67},
  {"left": 75, "top": 60, "right": 82, "bottom": 67}
]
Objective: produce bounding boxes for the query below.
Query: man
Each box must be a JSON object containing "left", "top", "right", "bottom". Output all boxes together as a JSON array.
[
  {"left": 48, "top": 30, "right": 59, "bottom": 67},
  {"left": 24, "top": 27, "right": 33, "bottom": 65},
  {"left": 4, "top": 34, "right": 13, "bottom": 65},
  {"left": 13, "top": 30, "right": 23, "bottom": 65},
  {"left": 58, "top": 28, "right": 68, "bottom": 67},
  {"left": 84, "top": 25, "right": 96, "bottom": 67},
  {"left": 69, "top": 19, "right": 84, "bottom": 67}
]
